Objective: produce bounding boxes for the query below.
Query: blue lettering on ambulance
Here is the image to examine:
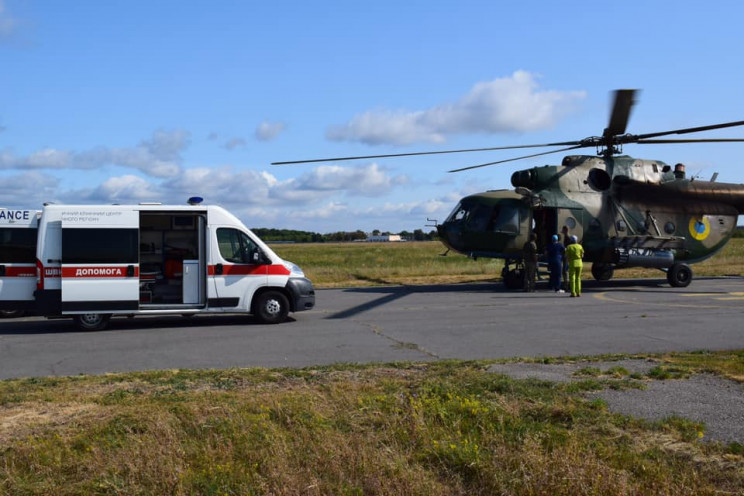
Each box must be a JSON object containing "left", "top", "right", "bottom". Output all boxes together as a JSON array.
[{"left": 0, "top": 210, "right": 31, "bottom": 221}]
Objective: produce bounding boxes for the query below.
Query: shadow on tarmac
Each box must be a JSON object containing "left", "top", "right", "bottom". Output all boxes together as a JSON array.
[
  {"left": 0, "top": 314, "right": 296, "bottom": 336},
  {"left": 326, "top": 276, "right": 743, "bottom": 319}
]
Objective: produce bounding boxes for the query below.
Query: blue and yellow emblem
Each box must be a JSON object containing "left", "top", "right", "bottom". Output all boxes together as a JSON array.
[{"left": 688, "top": 216, "right": 710, "bottom": 241}]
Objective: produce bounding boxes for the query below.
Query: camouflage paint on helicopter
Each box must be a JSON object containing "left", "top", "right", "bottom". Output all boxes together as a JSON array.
[{"left": 437, "top": 154, "right": 744, "bottom": 288}]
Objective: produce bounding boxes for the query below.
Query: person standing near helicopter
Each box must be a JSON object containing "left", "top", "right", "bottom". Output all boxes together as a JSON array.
[
  {"left": 522, "top": 233, "right": 538, "bottom": 292},
  {"left": 546, "top": 234, "right": 566, "bottom": 293},
  {"left": 561, "top": 225, "right": 571, "bottom": 289},
  {"left": 566, "top": 235, "right": 584, "bottom": 297}
]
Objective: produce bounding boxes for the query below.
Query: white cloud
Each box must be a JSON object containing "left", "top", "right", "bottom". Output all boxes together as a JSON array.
[
  {"left": 255, "top": 121, "right": 286, "bottom": 142},
  {"left": 292, "top": 163, "right": 408, "bottom": 196},
  {"left": 83, "top": 175, "right": 162, "bottom": 203},
  {"left": 0, "top": 0, "right": 18, "bottom": 39},
  {"left": 326, "top": 71, "right": 586, "bottom": 145},
  {"left": 0, "top": 129, "right": 189, "bottom": 178},
  {"left": 161, "top": 162, "right": 407, "bottom": 207},
  {"left": 223, "top": 137, "right": 247, "bottom": 150},
  {"left": 0, "top": 171, "right": 59, "bottom": 206}
]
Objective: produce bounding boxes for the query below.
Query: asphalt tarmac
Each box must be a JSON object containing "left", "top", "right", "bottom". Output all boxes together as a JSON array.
[
  {"left": 2, "top": 276, "right": 743, "bottom": 443},
  {"left": 1, "top": 276, "right": 743, "bottom": 380}
]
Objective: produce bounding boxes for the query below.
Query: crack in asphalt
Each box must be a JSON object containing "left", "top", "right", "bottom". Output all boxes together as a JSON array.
[{"left": 360, "top": 321, "right": 440, "bottom": 359}]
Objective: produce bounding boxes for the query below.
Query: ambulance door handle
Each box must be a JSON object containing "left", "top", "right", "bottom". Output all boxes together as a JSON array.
[
  {"left": 126, "top": 265, "right": 135, "bottom": 277},
  {"left": 215, "top": 264, "right": 223, "bottom": 275}
]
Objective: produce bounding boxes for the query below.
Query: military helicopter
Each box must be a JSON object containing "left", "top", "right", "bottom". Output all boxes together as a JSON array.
[{"left": 274, "top": 90, "right": 744, "bottom": 288}]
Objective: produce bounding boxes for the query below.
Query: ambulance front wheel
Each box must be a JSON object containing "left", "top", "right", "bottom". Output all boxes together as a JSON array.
[
  {"left": 74, "top": 313, "right": 111, "bottom": 331},
  {"left": 253, "top": 291, "right": 289, "bottom": 324}
]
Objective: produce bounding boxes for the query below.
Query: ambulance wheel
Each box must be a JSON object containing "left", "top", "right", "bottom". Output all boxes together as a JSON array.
[
  {"left": 74, "top": 313, "right": 111, "bottom": 331},
  {"left": 0, "top": 310, "right": 25, "bottom": 318},
  {"left": 591, "top": 263, "right": 614, "bottom": 282},
  {"left": 667, "top": 263, "right": 693, "bottom": 288},
  {"left": 253, "top": 291, "right": 289, "bottom": 324}
]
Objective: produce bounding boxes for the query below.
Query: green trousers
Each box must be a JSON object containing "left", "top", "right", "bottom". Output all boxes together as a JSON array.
[{"left": 568, "top": 265, "right": 582, "bottom": 296}]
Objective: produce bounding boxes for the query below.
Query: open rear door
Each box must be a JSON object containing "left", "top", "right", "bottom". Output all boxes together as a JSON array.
[{"left": 60, "top": 208, "right": 139, "bottom": 313}]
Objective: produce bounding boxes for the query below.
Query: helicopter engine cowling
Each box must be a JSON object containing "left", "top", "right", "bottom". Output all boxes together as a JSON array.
[{"left": 511, "top": 166, "right": 562, "bottom": 190}]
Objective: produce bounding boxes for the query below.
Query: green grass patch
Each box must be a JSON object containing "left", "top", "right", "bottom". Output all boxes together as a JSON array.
[{"left": 1, "top": 352, "right": 744, "bottom": 494}]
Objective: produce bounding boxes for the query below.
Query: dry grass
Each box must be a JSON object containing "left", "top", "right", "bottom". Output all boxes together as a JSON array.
[
  {"left": 1, "top": 357, "right": 744, "bottom": 495},
  {"left": 273, "top": 239, "right": 744, "bottom": 288}
]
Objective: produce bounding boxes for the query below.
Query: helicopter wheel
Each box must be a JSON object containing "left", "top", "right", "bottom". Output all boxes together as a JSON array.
[
  {"left": 502, "top": 268, "right": 524, "bottom": 290},
  {"left": 591, "top": 263, "right": 614, "bottom": 282},
  {"left": 667, "top": 263, "right": 693, "bottom": 288}
]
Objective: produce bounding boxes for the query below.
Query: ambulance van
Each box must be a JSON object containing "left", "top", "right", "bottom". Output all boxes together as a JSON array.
[
  {"left": 0, "top": 209, "right": 40, "bottom": 317},
  {"left": 33, "top": 200, "right": 315, "bottom": 330}
]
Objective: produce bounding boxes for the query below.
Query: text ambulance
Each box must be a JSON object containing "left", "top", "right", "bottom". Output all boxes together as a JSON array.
[
  {"left": 0, "top": 209, "right": 40, "bottom": 317},
  {"left": 30, "top": 201, "right": 315, "bottom": 330}
]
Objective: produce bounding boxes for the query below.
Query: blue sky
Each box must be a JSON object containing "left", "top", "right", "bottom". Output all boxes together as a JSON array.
[{"left": 1, "top": 0, "right": 743, "bottom": 233}]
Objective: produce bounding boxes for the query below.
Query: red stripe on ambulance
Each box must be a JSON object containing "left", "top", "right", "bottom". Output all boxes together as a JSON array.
[
  {"left": 61, "top": 266, "right": 139, "bottom": 278},
  {"left": 207, "top": 264, "right": 291, "bottom": 276},
  {"left": 1, "top": 266, "right": 36, "bottom": 277}
]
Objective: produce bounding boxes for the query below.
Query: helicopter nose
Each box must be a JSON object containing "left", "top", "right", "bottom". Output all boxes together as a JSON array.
[{"left": 437, "top": 222, "right": 461, "bottom": 251}]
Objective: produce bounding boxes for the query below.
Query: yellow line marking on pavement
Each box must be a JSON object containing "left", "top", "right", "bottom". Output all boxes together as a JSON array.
[{"left": 592, "top": 292, "right": 728, "bottom": 309}]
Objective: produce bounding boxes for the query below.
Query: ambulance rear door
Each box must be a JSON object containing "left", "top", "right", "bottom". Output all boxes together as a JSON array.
[
  {"left": 0, "top": 210, "right": 39, "bottom": 313},
  {"left": 60, "top": 208, "right": 140, "bottom": 313}
]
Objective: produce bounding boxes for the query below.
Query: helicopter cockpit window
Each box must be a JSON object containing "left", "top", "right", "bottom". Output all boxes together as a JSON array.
[
  {"left": 446, "top": 203, "right": 469, "bottom": 223},
  {"left": 468, "top": 204, "right": 491, "bottom": 231},
  {"left": 489, "top": 205, "right": 520, "bottom": 234}
]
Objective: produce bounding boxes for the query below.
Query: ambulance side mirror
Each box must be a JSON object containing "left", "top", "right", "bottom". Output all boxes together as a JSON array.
[{"left": 253, "top": 250, "right": 270, "bottom": 265}]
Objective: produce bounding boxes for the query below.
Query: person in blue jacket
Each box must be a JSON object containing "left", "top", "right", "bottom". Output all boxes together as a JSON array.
[{"left": 545, "top": 234, "right": 566, "bottom": 293}]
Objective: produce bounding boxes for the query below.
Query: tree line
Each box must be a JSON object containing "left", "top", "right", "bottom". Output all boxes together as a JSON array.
[{"left": 251, "top": 228, "right": 439, "bottom": 243}]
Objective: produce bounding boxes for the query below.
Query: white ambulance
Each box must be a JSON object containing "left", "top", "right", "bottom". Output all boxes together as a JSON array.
[
  {"left": 32, "top": 200, "right": 315, "bottom": 330},
  {"left": 0, "top": 209, "right": 40, "bottom": 317}
]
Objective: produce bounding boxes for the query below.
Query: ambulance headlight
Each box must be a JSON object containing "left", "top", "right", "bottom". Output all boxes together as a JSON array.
[{"left": 283, "top": 261, "right": 305, "bottom": 277}]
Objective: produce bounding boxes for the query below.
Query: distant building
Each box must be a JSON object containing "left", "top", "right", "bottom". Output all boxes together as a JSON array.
[{"left": 366, "top": 234, "right": 403, "bottom": 242}]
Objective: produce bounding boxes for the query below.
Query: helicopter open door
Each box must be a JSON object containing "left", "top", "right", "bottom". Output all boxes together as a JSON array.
[
  {"left": 556, "top": 208, "right": 583, "bottom": 243},
  {"left": 532, "top": 208, "right": 584, "bottom": 250}
]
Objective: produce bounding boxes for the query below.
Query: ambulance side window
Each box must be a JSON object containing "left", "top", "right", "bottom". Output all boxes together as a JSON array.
[
  {"left": 217, "top": 228, "right": 258, "bottom": 264},
  {"left": 0, "top": 228, "right": 38, "bottom": 263},
  {"left": 62, "top": 228, "right": 138, "bottom": 263}
]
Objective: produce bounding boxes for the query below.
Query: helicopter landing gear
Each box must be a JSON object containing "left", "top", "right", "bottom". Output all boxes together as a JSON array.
[
  {"left": 666, "top": 263, "right": 693, "bottom": 288},
  {"left": 501, "top": 260, "right": 524, "bottom": 290},
  {"left": 591, "top": 263, "right": 614, "bottom": 282}
]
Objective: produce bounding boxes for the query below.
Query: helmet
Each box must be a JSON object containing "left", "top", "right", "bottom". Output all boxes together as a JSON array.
[
  {"left": 552, "top": 234, "right": 559, "bottom": 241},
  {"left": 571, "top": 235, "right": 578, "bottom": 243}
]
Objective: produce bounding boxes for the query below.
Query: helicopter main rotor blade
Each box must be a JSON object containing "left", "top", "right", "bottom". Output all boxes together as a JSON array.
[
  {"left": 448, "top": 145, "right": 584, "bottom": 173},
  {"left": 604, "top": 89, "right": 638, "bottom": 138},
  {"left": 271, "top": 141, "right": 581, "bottom": 165},
  {"left": 637, "top": 138, "right": 744, "bottom": 144},
  {"left": 633, "top": 120, "right": 744, "bottom": 141}
]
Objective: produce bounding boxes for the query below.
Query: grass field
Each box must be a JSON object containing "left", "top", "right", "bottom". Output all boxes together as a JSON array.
[
  {"left": 272, "top": 238, "right": 744, "bottom": 288},
  {"left": 1, "top": 353, "right": 743, "bottom": 495},
  {"left": 2, "top": 240, "right": 743, "bottom": 494}
]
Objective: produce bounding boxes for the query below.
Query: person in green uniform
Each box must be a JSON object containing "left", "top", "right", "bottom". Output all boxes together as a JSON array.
[
  {"left": 565, "top": 235, "right": 584, "bottom": 297},
  {"left": 522, "top": 233, "right": 538, "bottom": 292}
]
